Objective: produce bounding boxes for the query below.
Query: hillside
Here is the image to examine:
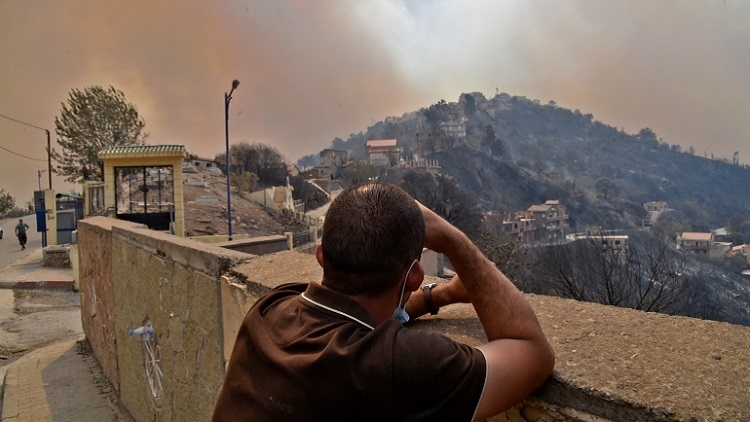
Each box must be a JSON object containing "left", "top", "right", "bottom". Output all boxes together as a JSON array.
[
  {"left": 328, "top": 92, "right": 750, "bottom": 233},
  {"left": 316, "top": 92, "right": 750, "bottom": 326},
  {"left": 182, "top": 168, "right": 306, "bottom": 238}
]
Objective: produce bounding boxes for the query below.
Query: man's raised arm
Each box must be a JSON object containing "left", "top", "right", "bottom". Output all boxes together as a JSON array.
[{"left": 417, "top": 203, "right": 555, "bottom": 419}]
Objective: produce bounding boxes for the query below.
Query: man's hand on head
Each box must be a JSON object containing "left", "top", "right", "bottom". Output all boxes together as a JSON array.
[{"left": 417, "top": 201, "right": 462, "bottom": 255}]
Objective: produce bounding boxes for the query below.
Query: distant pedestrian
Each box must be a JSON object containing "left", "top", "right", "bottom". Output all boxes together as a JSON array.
[{"left": 15, "top": 219, "right": 29, "bottom": 250}]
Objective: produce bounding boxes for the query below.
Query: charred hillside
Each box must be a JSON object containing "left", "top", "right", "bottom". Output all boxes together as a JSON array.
[{"left": 328, "top": 92, "right": 750, "bottom": 232}]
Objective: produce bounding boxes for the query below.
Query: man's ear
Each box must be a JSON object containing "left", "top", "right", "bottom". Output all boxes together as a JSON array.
[
  {"left": 406, "top": 261, "right": 425, "bottom": 292},
  {"left": 315, "top": 245, "right": 324, "bottom": 268}
]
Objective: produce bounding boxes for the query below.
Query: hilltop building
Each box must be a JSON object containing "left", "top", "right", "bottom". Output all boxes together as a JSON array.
[
  {"left": 397, "top": 159, "right": 441, "bottom": 175},
  {"left": 527, "top": 200, "right": 568, "bottom": 243},
  {"left": 730, "top": 244, "right": 750, "bottom": 266},
  {"left": 676, "top": 232, "right": 729, "bottom": 260},
  {"left": 643, "top": 201, "right": 669, "bottom": 227},
  {"left": 503, "top": 200, "right": 569, "bottom": 245},
  {"left": 567, "top": 226, "right": 630, "bottom": 263},
  {"left": 189, "top": 157, "right": 219, "bottom": 171},
  {"left": 439, "top": 120, "right": 467, "bottom": 142},
  {"left": 309, "top": 149, "right": 348, "bottom": 179},
  {"left": 365, "top": 139, "right": 400, "bottom": 167}
]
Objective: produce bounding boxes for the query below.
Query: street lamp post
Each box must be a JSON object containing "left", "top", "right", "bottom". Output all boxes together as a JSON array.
[{"left": 225, "top": 79, "right": 240, "bottom": 241}]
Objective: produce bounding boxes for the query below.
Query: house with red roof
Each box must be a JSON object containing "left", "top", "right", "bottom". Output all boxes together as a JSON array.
[{"left": 365, "top": 139, "right": 400, "bottom": 167}]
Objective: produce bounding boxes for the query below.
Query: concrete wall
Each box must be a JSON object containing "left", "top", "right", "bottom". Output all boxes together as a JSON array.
[
  {"left": 246, "top": 188, "right": 277, "bottom": 211},
  {"left": 78, "top": 217, "right": 141, "bottom": 392},
  {"left": 78, "top": 217, "right": 252, "bottom": 421},
  {"left": 43, "top": 189, "right": 57, "bottom": 246},
  {"left": 218, "top": 235, "right": 288, "bottom": 255},
  {"left": 189, "top": 234, "right": 250, "bottom": 244},
  {"left": 420, "top": 248, "right": 444, "bottom": 277},
  {"left": 78, "top": 219, "right": 750, "bottom": 422}
]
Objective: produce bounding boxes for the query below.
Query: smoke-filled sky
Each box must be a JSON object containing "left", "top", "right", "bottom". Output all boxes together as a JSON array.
[{"left": 1, "top": 1, "right": 749, "bottom": 203}]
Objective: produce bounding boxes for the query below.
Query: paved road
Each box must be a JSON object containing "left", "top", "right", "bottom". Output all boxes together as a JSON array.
[{"left": 0, "top": 214, "right": 42, "bottom": 270}]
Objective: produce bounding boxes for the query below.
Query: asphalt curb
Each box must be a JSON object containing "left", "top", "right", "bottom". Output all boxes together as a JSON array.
[{"left": 0, "top": 280, "right": 74, "bottom": 290}]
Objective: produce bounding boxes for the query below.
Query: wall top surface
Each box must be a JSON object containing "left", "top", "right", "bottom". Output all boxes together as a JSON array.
[{"left": 229, "top": 250, "right": 750, "bottom": 421}]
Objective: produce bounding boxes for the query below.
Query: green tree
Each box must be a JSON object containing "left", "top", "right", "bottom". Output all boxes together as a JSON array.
[
  {"left": 53, "top": 86, "right": 148, "bottom": 183},
  {"left": 728, "top": 214, "right": 746, "bottom": 235},
  {"left": 461, "top": 93, "right": 476, "bottom": 116},
  {"left": 342, "top": 161, "right": 382, "bottom": 188},
  {"left": 217, "top": 143, "right": 287, "bottom": 187},
  {"left": 0, "top": 189, "right": 15, "bottom": 216},
  {"left": 636, "top": 127, "right": 659, "bottom": 148},
  {"left": 422, "top": 100, "right": 449, "bottom": 127},
  {"left": 594, "top": 177, "right": 620, "bottom": 200},
  {"left": 231, "top": 171, "right": 258, "bottom": 192},
  {"left": 481, "top": 124, "right": 503, "bottom": 156}
]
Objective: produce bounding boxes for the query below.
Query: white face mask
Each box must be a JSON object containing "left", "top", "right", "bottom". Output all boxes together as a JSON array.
[{"left": 392, "top": 259, "right": 418, "bottom": 324}]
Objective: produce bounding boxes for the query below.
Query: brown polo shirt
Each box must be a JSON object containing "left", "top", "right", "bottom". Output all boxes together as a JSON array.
[{"left": 213, "top": 282, "right": 487, "bottom": 422}]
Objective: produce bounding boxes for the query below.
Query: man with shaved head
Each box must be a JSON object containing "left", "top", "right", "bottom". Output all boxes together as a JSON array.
[{"left": 213, "top": 182, "right": 554, "bottom": 421}]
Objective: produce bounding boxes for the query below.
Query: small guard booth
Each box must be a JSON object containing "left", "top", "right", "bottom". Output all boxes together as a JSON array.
[{"left": 98, "top": 145, "right": 186, "bottom": 237}]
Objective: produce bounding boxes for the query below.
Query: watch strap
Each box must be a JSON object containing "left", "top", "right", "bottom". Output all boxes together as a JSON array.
[{"left": 422, "top": 283, "right": 439, "bottom": 315}]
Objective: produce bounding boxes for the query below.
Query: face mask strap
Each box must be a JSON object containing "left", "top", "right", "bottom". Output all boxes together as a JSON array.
[{"left": 392, "top": 259, "right": 418, "bottom": 323}]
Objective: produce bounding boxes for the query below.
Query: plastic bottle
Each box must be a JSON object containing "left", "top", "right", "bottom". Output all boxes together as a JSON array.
[{"left": 129, "top": 326, "right": 154, "bottom": 340}]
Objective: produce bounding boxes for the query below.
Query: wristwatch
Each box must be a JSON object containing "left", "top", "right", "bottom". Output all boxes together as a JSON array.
[{"left": 422, "top": 283, "right": 439, "bottom": 315}]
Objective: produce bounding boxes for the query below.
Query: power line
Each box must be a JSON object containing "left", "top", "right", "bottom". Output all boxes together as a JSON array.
[
  {"left": 0, "top": 112, "right": 53, "bottom": 189},
  {"left": 0, "top": 145, "right": 47, "bottom": 162},
  {"left": 0, "top": 113, "right": 48, "bottom": 132}
]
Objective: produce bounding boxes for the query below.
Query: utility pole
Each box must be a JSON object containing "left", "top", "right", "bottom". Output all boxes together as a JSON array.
[
  {"left": 37, "top": 170, "right": 46, "bottom": 191},
  {"left": 45, "top": 130, "right": 52, "bottom": 189}
]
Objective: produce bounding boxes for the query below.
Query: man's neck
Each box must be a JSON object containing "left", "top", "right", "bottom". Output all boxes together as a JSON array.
[{"left": 348, "top": 287, "right": 405, "bottom": 326}]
